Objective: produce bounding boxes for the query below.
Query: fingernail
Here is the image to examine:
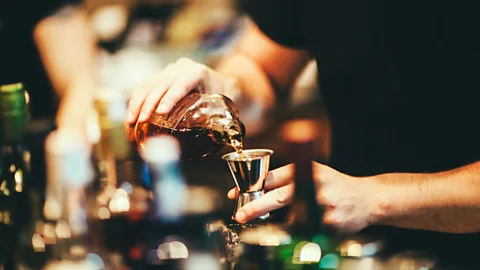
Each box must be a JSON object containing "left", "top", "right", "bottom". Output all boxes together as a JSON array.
[
  {"left": 227, "top": 189, "right": 235, "bottom": 197},
  {"left": 139, "top": 111, "right": 147, "bottom": 120},
  {"left": 235, "top": 211, "right": 246, "bottom": 223},
  {"left": 156, "top": 104, "right": 169, "bottom": 114}
]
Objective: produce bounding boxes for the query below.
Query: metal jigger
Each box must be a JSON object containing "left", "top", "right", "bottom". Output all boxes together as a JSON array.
[{"left": 222, "top": 149, "right": 273, "bottom": 221}]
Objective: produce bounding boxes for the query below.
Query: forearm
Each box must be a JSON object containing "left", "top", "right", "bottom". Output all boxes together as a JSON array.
[
  {"left": 216, "top": 52, "right": 276, "bottom": 134},
  {"left": 374, "top": 161, "right": 480, "bottom": 233},
  {"left": 214, "top": 23, "right": 311, "bottom": 135},
  {"left": 34, "top": 6, "right": 96, "bottom": 132}
]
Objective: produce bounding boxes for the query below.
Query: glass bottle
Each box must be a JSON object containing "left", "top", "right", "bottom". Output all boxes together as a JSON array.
[
  {"left": 88, "top": 88, "right": 151, "bottom": 269},
  {"left": 0, "top": 83, "right": 29, "bottom": 270},
  {"left": 274, "top": 120, "right": 339, "bottom": 270},
  {"left": 43, "top": 129, "right": 99, "bottom": 269},
  {"left": 141, "top": 136, "right": 221, "bottom": 270},
  {"left": 131, "top": 91, "right": 246, "bottom": 160}
]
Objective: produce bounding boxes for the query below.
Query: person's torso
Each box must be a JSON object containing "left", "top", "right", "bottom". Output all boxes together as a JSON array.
[{"left": 298, "top": 0, "right": 480, "bottom": 175}]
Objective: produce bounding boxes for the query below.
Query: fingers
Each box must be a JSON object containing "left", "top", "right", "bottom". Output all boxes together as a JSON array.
[
  {"left": 226, "top": 164, "right": 294, "bottom": 222},
  {"left": 126, "top": 57, "right": 211, "bottom": 124},
  {"left": 264, "top": 164, "right": 294, "bottom": 191},
  {"left": 158, "top": 69, "right": 205, "bottom": 113},
  {"left": 227, "top": 187, "right": 239, "bottom": 200},
  {"left": 226, "top": 164, "right": 294, "bottom": 200},
  {"left": 137, "top": 65, "right": 177, "bottom": 122},
  {"left": 126, "top": 85, "right": 151, "bottom": 124},
  {"left": 235, "top": 184, "right": 294, "bottom": 223}
]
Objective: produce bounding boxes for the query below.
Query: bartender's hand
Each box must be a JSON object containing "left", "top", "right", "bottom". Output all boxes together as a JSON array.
[
  {"left": 227, "top": 162, "right": 385, "bottom": 234},
  {"left": 126, "top": 57, "right": 240, "bottom": 124}
]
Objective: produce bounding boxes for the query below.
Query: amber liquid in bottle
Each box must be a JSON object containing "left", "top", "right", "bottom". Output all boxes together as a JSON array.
[{"left": 135, "top": 122, "right": 244, "bottom": 160}]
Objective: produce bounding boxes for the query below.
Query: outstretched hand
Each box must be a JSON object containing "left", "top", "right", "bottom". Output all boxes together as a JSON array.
[{"left": 227, "top": 162, "right": 386, "bottom": 234}]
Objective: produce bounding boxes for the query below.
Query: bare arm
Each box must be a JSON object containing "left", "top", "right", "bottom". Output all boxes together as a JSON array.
[
  {"left": 375, "top": 162, "right": 480, "bottom": 233},
  {"left": 217, "top": 23, "right": 311, "bottom": 108},
  {"left": 229, "top": 160, "right": 480, "bottom": 234},
  {"left": 215, "top": 23, "right": 311, "bottom": 133},
  {"left": 34, "top": 6, "right": 96, "bottom": 135}
]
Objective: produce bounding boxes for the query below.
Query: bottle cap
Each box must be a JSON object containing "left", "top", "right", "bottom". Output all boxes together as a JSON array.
[{"left": 240, "top": 224, "right": 291, "bottom": 247}]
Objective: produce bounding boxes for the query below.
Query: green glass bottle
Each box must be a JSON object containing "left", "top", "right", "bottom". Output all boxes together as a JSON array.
[{"left": 0, "top": 83, "right": 29, "bottom": 269}]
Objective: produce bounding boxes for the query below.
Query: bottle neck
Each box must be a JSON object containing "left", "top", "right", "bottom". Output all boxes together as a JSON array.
[
  {"left": 0, "top": 108, "right": 26, "bottom": 138},
  {"left": 210, "top": 118, "right": 245, "bottom": 148},
  {"left": 94, "top": 125, "right": 130, "bottom": 189}
]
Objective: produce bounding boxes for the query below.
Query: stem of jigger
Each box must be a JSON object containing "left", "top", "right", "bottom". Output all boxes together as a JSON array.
[{"left": 222, "top": 149, "right": 274, "bottom": 221}]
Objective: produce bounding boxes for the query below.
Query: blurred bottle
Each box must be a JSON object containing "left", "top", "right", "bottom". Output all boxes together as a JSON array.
[
  {"left": 274, "top": 119, "right": 339, "bottom": 270},
  {"left": 131, "top": 91, "right": 246, "bottom": 160},
  {"left": 0, "top": 83, "right": 30, "bottom": 270},
  {"left": 87, "top": 88, "right": 151, "bottom": 269},
  {"left": 141, "top": 136, "right": 221, "bottom": 270},
  {"left": 234, "top": 224, "right": 291, "bottom": 270},
  {"left": 42, "top": 129, "right": 99, "bottom": 269}
]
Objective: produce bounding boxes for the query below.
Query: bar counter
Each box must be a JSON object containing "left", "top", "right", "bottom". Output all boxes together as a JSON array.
[
  {"left": 23, "top": 105, "right": 480, "bottom": 270},
  {"left": 180, "top": 104, "right": 480, "bottom": 270}
]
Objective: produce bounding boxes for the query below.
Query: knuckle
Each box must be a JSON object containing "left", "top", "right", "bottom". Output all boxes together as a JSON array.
[
  {"left": 323, "top": 212, "right": 340, "bottom": 227},
  {"left": 143, "top": 94, "right": 159, "bottom": 108},
  {"left": 196, "top": 65, "right": 209, "bottom": 77},
  {"left": 128, "top": 98, "right": 139, "bottom": 109},
  {"left": 132, "top": 84, "right": 149, "bottom": 96},
  {"left": 316, "top": 194, "right": 327, "bottom": 205},
  {"left": 166, "top": 62, "right": 177, "bottom": 69},
  {"left": 243, "top": 205, "right": 258, "bottom": 218},
  {"left": 176, "top": 57, "right": 191, "bottom": 65},
  {"left": 130, "top": 95, "right": 147, "bottom": 109},
  {"left": 162, "top": 63, "right": 176, "bottom": 74},
  {"left": 316, "top": 190, "right": 330, "bottom": 205},
  {"left": 274, "top": 188, "right": 291, "bottom": 204},
  {"left": 172, "top": 84, "right": 189, "bottom": 94}
]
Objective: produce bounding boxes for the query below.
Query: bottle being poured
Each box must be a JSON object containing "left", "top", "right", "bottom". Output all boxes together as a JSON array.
[{"left": 130, "top": 90, "right": 246, "bottom": 160}]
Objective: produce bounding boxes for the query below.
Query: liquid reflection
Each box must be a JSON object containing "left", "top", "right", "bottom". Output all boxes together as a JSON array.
[
  {"left": 43, "top": 223, "right": 56, "bottom": 244},
  {"left": 108, "top": 189, "right": 130, "bottom": 213},
  {"left": 206, "top": 221, "right": 264, "bottom": 264},
  {"left": 86, "top": 253, "right": 105, "bottom": 269},
  {"left": 386, "top": 251, "right": 436, "bottom": 270},
  {"left": 339, "top": 239, "right": 382, "bottom": 258},
  {"left": 184, "top": 253, "right": 221, "bottom": 270},
  {"left": 291, "top": 241, "right": 322, "bottom": 264},
  {"left": 282, "top": 256, "right": 300, "bottom": 270},
  {"left": 157, "top": 240, "right": 189, "bottom": 260},
  {"left": 55, "top": 220, "right": 71, "bottom": 239},
  {"left": 347, "top": 243, "right": 363, "bottom": 257},
  {"left": 298, "top": 242, "right": 322, "bottom": 263},
  {"left": 14, "top": 169, "right": 23, "bottom": 192},
  {"left": 319, "top": 253, "right": 340, "bottom": 269},
  {"left": 32, "top": 233, "right": 46, "bottom": 252},
  {"left": 97, "top": 207, "right": 111, "bottom": 220}
]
